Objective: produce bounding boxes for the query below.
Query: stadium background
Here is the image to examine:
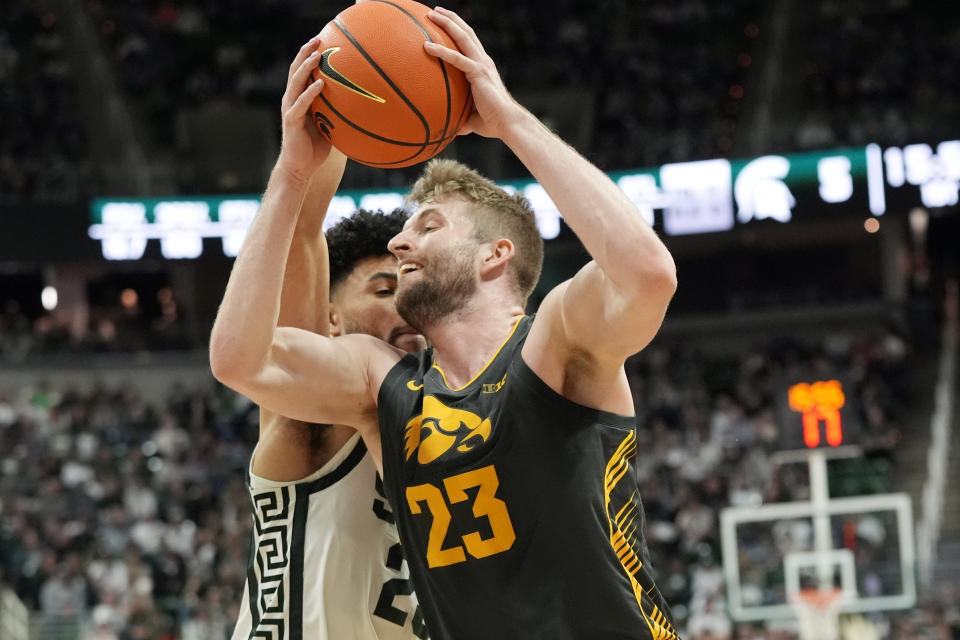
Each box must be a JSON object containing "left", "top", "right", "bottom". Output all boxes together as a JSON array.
[{"left": 1, "top": 0, "right": 959, "bottom": 638}]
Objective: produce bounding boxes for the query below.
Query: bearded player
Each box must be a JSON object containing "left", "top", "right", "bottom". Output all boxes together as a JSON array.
[{"left": 216, "top": 10, "right": 679, "bottom": 639}]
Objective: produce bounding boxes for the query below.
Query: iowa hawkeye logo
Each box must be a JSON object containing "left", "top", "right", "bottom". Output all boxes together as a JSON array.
[{"left": 403, "top": 396, "right": 492, "bottom": 465}]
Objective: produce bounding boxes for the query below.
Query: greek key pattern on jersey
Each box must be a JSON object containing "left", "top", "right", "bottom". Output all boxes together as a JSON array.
[
  {"left": 605, "top": 431, "right": 679, "bottom": 640},
  {"left": 247, "top": 485, "right": 293, "bottom": 640}
]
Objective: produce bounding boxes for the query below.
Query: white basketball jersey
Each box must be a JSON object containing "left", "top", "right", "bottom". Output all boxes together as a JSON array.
[{"left": 231, "top": 433, "right": 427, "bottom": 640}]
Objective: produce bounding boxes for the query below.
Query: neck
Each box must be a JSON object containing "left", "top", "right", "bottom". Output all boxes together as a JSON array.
[{"left": 425, "top": 290, "right": 525, "bottom": 389}]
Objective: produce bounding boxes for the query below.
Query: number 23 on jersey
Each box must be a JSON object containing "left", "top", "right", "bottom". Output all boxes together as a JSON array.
[{"left": 405, "top": 465, "right": 516, "bottom": 568}]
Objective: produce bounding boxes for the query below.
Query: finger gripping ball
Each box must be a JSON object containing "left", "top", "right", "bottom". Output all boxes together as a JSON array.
[{"left": 310, "top": 0, "right": 473, "bottom": 168}]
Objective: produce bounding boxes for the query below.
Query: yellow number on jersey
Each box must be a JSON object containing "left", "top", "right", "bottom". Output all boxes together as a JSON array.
[{"left": 405, "top": 464, "right": 516, "bottom": 568}]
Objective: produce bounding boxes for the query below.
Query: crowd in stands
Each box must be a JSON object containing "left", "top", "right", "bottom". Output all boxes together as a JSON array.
[
  {"left": 2, "top": 318, "right": 957, "bottom": 639},
  {"left": 1, "top": 0, "right": 98, "bottom": 204},
  {"left": 88, "top": 0, "right": 299, "bottom": 147},
  {"left": 80, "top": 0, "right": 762, "bottom": 190},
  {"left": 78, "top": 0, "right": 960, "bottom": 185},
  {"left": 790, "top": 0, "right": 960, "bottom": 152},
  {"left": 4, "top": 0, "right": 960, "bottom": 202},
  {"left": 0, "top": 378, "right": 253, "bottom": 640},
  {"left": 586, "top": 0, "right": 760, "bottom": 168}
]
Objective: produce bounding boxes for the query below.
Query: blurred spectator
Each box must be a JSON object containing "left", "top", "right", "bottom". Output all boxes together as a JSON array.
[
  {"left": 82, "top": 603, "right": 121, "bottom": 640},
  {"left": 39, "top": 552, "right": 93, "bottom": 639}
]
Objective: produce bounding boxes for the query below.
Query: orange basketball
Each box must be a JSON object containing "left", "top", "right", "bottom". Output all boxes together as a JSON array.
[{"left": 310, "top": 0, "right": 473, "bottom": 168}]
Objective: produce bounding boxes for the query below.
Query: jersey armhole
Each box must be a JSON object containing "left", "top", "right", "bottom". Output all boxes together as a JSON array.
[{"left": 510, "top": 355, "right": 637, "bottom": 430}]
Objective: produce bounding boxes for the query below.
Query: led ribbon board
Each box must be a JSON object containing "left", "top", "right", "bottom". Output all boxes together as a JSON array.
[{"left": 89, "top": 139, "right": 960, "bottom": 260}]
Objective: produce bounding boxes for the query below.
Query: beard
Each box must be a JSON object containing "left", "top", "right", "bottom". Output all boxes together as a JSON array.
[{"left": 396, "top": 242, "right": 477, "bottom": 333}]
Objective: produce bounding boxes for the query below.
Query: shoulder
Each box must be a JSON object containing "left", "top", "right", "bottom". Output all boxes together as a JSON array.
[
  {"left": 378, "top": 348, "right": 429, "bottom": 390},
  {"left": 336, "top": 334, "right": 430, "bottom": 402},
  {"left": 335, "top": 333, "right": 406, "bottom": 377}
]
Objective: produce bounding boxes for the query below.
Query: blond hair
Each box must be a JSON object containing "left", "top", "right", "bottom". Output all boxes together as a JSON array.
[{"left": 407, "top": 159, "right": 543, "bottom": 301}]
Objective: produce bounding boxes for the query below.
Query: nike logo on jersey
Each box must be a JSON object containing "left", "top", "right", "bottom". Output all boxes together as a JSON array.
[
  {"left": 318, "top": 47, "right": 385, "bottom": 103},
  {"left": 403, "top": 396, "right": 491, "bottom": 464},
  {"left": 407, "top": 380, "right": 424, "bottom": 391}
]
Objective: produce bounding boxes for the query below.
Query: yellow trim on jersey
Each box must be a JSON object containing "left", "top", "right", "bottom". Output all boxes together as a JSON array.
[
  {"left": 605, "top": 431, "right": 680, "bottom": 640},
  {"left": 432, "top": 316, "right": 525, "bottom": 392}
]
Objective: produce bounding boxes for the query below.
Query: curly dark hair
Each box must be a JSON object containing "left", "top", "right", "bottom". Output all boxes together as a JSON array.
[{"left": 326, "top": 208, "right": 408, "bottom": 290}]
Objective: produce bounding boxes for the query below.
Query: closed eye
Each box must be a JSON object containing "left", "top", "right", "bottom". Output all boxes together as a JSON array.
[{"left": 367, "top": 272, "right": 398, "bottom": 296}]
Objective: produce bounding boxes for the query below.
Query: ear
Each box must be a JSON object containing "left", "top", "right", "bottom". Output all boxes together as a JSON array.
[
  {"left": 329, "top": 303, "right": 344, "bottom": 337},
  {"left": 479, "top": 238, "right": 514, "bottom": 278}
]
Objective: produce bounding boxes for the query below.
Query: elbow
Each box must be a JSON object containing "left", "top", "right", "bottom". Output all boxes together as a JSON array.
[
  {"left": 648, "top": 265, "right": 678, "bottom": 312},
  {"left": 637, "top": 249, "right": 678, "bottom": 301},
  {"left": 209, "top": 327, "right": 258, "bottom": 390},
  {"left": 658, "top": 257, "right": 678, "bottom": 298},
  {"left": 651, "top": 237, "right": 677, "bottom": 290},
  {"left": 209, "top": 333, "right": 239, "bottom": 388},
  {"left": 622, "top": 227, "right": 677, "bottom": 297}
]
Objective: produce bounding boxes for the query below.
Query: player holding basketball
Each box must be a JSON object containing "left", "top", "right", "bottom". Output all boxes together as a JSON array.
[
  {"left": 213, "top": 8, "right": 680, "bottom": 639},
  {"left": 229, "top": 148, "right": 428, "bottom": 640}
]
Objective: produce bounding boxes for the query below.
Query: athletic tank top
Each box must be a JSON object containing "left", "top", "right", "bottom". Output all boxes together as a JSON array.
[
  {"left": 377, "top": 316, "right": 679, "bottom": 640},
  {"left": 231, "top": 433, "right": 428, "bottom": 640}
]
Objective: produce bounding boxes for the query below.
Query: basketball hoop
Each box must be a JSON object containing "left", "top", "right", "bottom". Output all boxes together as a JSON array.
[{"left": 791, "top": 588, "right": 845, "bottom": 640}]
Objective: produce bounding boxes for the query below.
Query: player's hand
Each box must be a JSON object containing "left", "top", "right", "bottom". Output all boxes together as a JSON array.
[
  {"left": 276, "top": 34, "right": 332, "bottom": 184},
  {"left": 423, "top": 7, "right": 523, "bottom": 140}
]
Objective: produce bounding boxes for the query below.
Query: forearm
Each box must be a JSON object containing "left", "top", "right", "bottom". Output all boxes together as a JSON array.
[
  {"left": 277, "top": 211, "right": 326, "bottom": 332},
  {"left": 502, "top": 110, "right": 675, "bottom": 287},
  {"left": 210, "top": 168, "right": 310, "bottom": 382},
  {"left": 277, "top": 150, "right": 346, "bottom": 332}
]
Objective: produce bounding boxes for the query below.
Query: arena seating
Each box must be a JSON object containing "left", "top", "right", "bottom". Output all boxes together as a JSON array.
[
  {"left": 0, "top": 1, "right": 95, "bottom": 204},
  {"left": 6, "top": 0, "right": 959, "bottom": 201},
  {"left": 779, "top": 0, "right": 960, "bottom": 152}
]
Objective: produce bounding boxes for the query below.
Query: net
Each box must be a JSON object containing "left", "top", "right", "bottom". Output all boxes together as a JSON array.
[{"left": 791, "top": 588, "right": 845, "bottom": 640}]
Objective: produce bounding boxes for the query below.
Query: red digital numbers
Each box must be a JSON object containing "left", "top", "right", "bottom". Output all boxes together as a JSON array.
[{"left": 787, "top": 380, "right": 846, "bottom": 448}]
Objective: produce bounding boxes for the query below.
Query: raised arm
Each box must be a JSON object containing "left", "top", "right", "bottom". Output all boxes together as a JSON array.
[
  {"left": 209, "top": 35, "right": 398, "bottom": 430},
  {"left": 253, "top": 149, "right": 346, "bottom": 479},
  {"left": 274, "top": 154, "right": 345, "bottom": 338},
  {"left": 425, "top": 9, "right": 677, "bottom": 367}
]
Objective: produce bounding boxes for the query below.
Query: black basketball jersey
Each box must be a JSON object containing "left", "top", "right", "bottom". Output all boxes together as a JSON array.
[{"left": 377, "top": 316, "right": 679, "bottom": 640}]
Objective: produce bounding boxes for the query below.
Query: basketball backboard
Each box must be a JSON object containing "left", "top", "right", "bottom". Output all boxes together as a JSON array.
[{"left": 720, "top": 451, "right": 916, "bottom": 622}]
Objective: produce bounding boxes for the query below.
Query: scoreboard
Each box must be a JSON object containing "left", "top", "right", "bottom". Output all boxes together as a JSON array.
[{"left": 74, "top": 136, "right": 960, "bottom": 261}]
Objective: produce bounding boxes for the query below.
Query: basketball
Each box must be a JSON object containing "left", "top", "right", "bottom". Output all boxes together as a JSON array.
[{"left": 310, "top": 0, "right": 473, "bottom": 168}]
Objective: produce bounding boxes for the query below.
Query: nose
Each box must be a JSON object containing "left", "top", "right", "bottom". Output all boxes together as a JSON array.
[{"left": 388, "top": 229, "right": 411, "bottom": 257}]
